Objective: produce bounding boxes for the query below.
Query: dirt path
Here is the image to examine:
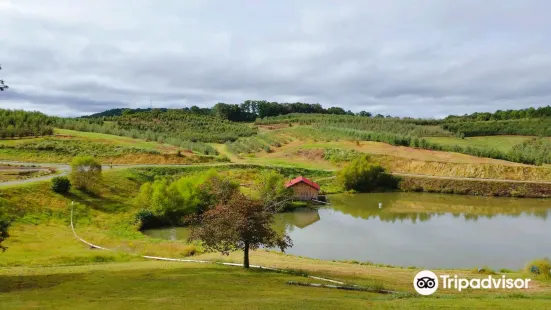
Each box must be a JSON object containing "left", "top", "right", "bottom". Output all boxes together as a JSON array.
[{"left": 3, "top": 160, "right": 551, "bottom": 188}]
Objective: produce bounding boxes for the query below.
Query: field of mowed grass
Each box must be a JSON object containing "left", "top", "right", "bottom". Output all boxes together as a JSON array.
[
  {"left": 2, "top": 260, "right": 551, "bottom": 310},
  {"left": 424, "top": 136, "right": 536, "bottom": 154},
  {"left": 0, "top": 262, "right": 385, "bottom": 310}
]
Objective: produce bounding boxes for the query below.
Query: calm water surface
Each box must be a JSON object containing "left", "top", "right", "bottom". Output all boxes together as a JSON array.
[{"left": 143, "top": 192, "right": 551, "bottom": 269}]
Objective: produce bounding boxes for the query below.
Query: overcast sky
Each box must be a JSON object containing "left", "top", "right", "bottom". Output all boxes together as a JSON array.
[{"left": 1, "top": 0, "right": 550, "bottom": 118}]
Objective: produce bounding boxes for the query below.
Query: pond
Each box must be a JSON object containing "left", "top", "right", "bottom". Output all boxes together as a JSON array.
[{"left": 142, "top": 192, "right": 551, "bottom": 269}]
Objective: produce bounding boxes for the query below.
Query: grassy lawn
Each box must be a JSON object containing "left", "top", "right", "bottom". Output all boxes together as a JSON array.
[
  {"left": 424, "top": 136, "right": 535, "bottom": 153},
  {"left": 2, "top": 261, "right": 551, "bottom": 310}
]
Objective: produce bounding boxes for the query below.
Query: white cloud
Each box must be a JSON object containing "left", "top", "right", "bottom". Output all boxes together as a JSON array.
[{"left": 1, "top": 0, "right": 550, "bottom": 117}]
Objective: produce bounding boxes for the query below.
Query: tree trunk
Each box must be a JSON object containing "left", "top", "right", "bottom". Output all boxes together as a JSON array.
[{"left": 243, "top": 242, "right": 250, "bottom": 268}]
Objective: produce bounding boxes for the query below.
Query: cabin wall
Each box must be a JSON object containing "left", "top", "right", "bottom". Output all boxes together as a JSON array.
[{"left": 290, "top": 183, "right": 319, "bottom": 201}]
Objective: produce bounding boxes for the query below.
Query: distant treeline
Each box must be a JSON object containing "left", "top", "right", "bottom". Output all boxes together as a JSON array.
[
  {"left": 0, "top": 109, "right": 54, "bottom": 139},
  {"left": 83, "top": 101, "right": 377, "bottom": 122},
  {"left": 445, "top": 105, "right": 551, "bottom": 122},
  {"left": 443, "top": 119, "right": 551, "bottom": 137}
]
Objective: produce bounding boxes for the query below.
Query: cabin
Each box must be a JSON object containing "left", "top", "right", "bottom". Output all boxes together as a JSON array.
[{"left": 285, "top": 176, "right": 320, "bottom": 201}]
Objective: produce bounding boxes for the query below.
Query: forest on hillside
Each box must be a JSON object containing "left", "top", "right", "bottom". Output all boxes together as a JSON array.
[
  {"left": 3, "top": 104, "right": 551, "bottom": 164},
  {"left": 443, "top": 119, "right": 551, "bottom": 137},
  {"left": 0, "top": 110, "right": 54, "bottom": 138},
  {"left": 445, "top": 106, "right": 551, "bottom": 122}
]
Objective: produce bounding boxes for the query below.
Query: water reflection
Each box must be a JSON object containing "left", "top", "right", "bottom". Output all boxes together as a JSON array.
[
  {"left": 328, "top": 192, "right": 550, "bottom": 223},
  {"left": 144, "top": 192, "right": 551, "bottom": 269}
]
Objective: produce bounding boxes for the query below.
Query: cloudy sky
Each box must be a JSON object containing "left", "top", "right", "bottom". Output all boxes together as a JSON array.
[{"left": 1, "top": 0, "right": 550, "bottom": 118}]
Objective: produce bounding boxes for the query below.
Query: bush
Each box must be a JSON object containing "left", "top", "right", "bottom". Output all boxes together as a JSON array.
[
  {"left": 526, "top": 258, "right": 551, "bottom": 278},
  {"left": 337, "top": 155, "right": 397, "bottom": 192},
  {"left": 51, "top": 176, "right": 71, "bottom": 193},
  {"left": 70, "top": 156, "right": 102, "bottom": 192},
  {"left": 134, "top": 209, "right": 167, "bottom": 230}
]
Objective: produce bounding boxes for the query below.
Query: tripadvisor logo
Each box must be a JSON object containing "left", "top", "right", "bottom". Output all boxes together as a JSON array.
[
  {"left": 413, "top": 270, "right": 439, "bottom": 295},
  {"left": 413, "top": 270, "right": 531, "bottom": 295}
]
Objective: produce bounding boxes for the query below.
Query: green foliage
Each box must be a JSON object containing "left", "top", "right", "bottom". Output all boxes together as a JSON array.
[
  {"left": 323, "top": 148, "right": 362, "bottom": 163},
  {"left": 136, "top": 170, "right": 239, "bottom": 226},
  {"left": 446, "top": 105, "right": 551, "bottom": 122},
  {"left": 0, "top": 198, "right": 12, "bottom": 252},
  {"left": 337, "top": 155, "right": 397, "bottom": 192},
  {"left": 0, "top": 109, "right": 54, "bottom": 138},
  {"left": 113, "top": 109, "right": 255, "bottom": 143},
  {"left": 258, "top": 113, "right": 448, "bottom": 136},
  {"left": 255, "top": 170, "right": 293, "bottom": 210},
  {"left": 55, "top": 117, "right": 219, "bottom": 155},
  {"left": 443, "top": 118, "right": 551, "bottom": 137},
  {"left": 285, "top": 125, "right": 544, "bottom": 165},
  {"left": 51, "top": 176, "right": 71, "bottom": 193},
  {"left": 188, "top": 192, "right": 292, "bottom": 268},
  {"left": 508, "top": 138, "right": 551, "bottom": 165},
  {"left": 70, "top": 156, "right": 102, "bottom": 192},
  {"left": 214, "top": 100, "right": 355, "bottom": 121},
  {"left": 526, "top": 258, "right": 551, "bottom": 279},
  {"left": 134, "top": 209, "right": 164, "bottom": 230},
  {"left": 398, "top": 175, "right": 551, "bottom": 197},
  {"left": 0, "top": 138, "right": 160, "bottom": 157},
  {"left": 226, "top": 133, "right": 290, "bottom": 154}
]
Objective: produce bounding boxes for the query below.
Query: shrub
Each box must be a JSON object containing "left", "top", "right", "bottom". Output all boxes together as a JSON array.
[
  {"left": 0, "top": 204, "right": 11, "bottom": 252},
  {"left": 51, "top": 176, "right": 71, "bottom": 193},
  {"left": 70, "top": 156, "right": 102, "bottom": 192},
  {"left": 471, "top": 266, "right": 496, "bottom": 275},
  {"left": 134, "top": 209, "right": 166, "bottom": 230},
  {"left": 526, "top": 258, "right": 551, "bottom": 278},
  {"left": 337, "top": 155, "right": 397, "bottom": 192}
]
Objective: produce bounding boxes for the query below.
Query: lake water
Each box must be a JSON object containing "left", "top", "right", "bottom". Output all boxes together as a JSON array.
[{"left": 143, "top": 192, "right": 551, "bottom": 269}]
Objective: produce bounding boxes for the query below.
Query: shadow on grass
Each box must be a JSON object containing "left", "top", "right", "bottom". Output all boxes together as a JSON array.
[
  {"left": 62, "top": 191, "right": 130, "bottom": 213},
  {"left": 0, "top": 273, "right": 85, "bottom": 293}
]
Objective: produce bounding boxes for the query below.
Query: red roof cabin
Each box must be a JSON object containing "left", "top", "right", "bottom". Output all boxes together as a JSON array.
[{"left": 285, "top": 176, "right": 320, "bottom": 201}]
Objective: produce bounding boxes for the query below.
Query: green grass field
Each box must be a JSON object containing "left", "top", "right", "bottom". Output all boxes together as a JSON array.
[
  {"left": 2, "top": 260, "right": 551, "bottom": 310},
  {"left": 424, "top": 136, "right": 535, "bottom": 153},
  {"left": 54, "top": 128, "right": 181, "bottom": 152}
]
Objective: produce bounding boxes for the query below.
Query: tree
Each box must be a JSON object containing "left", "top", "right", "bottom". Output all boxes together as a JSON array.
[
  {"left": 189, "top": 193, "right": 292, "bottom": 268},
  {"left": 337, "top": 155, "right": 397, "bottom": 192},
  {"left": 255, "top": 170, "right": 293, "bottom": 211},
  {"left": 0, "top": 199, "right": 12, "bottom": 252},
  {"left": 51, "top": 176, "right": 71, "bottom": 193},
  {"left": 0, "top": 215, "right": 9, "bottom": 252},
  {"left": 0, "top": 65, "right": 8, "bottom": 91},
  {"left": 70, "top": 156, "right": 102, "bottom": 192}
]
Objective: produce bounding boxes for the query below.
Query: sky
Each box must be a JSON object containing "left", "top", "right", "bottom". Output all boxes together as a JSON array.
[{"left": 1, "top": 0, "right": 550, "bottom": 118}]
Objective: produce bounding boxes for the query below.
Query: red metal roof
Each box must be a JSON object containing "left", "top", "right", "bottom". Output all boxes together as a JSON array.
[{"left": 285, "top": 176, "right": 320, "bottom": 190}]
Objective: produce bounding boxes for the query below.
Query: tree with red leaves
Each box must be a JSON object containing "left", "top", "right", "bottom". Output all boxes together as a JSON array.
[{"left": 189, "top": 192, "right": 292, "bottom": 268}]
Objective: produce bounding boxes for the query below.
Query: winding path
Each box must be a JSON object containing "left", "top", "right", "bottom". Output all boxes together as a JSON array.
[{"left": 2, "top": 160, "right": 551, "bottom": 187}]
